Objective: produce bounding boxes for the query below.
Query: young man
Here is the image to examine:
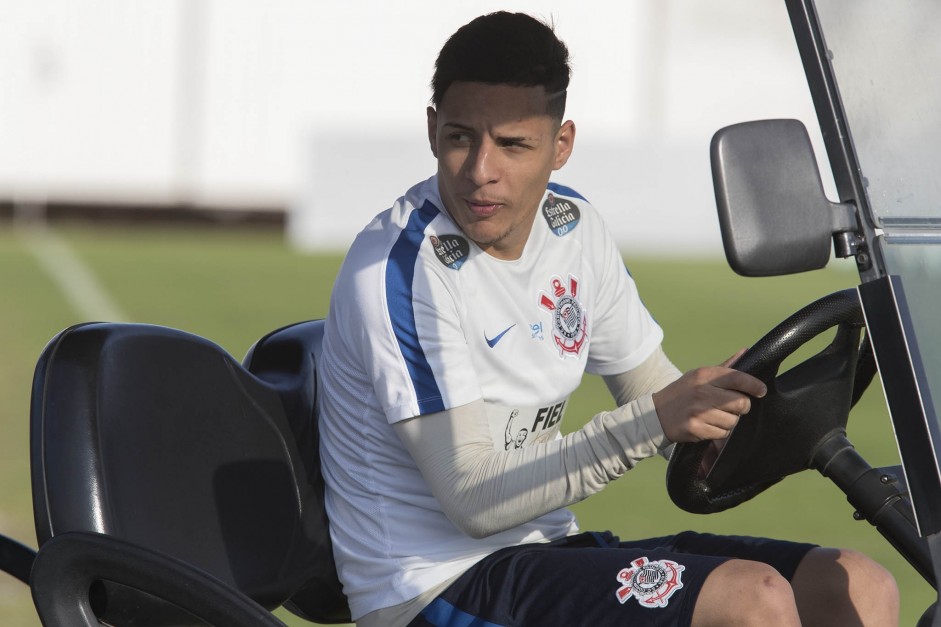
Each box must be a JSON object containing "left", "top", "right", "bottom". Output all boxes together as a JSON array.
[{"left": 319, "top": 12, "right": 899, "bottom": 626}]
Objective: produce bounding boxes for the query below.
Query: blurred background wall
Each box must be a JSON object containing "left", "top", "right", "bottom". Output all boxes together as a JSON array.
[{"left": 0, "top": 0, "right": 833, "bottom": 255}]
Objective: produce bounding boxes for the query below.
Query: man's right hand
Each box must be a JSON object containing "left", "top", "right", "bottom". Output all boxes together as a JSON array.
[{"left": 651, "top": 349, "right": 767, "bottom": 444}]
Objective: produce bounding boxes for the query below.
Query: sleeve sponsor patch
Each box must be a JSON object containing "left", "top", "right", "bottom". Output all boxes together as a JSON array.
[
  {"left": 542, "top": 192, "right": 581, "bottom": 237},
  {"left": 430, "top": 234, "right": 469, "bottom": 270}
]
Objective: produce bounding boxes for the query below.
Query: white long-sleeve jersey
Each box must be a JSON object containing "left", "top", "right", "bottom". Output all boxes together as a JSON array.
[{"left": 319, "top": 175, "right": 664, "bottom": 619}]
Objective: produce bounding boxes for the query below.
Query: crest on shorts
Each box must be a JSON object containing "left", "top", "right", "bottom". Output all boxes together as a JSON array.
[
  {"left": 541, "top": 193, "right": 581, "bottom": 237},
  {"left": 615, "top": 557, "right": 685, "bottom": 608},
  {"left": 429, "top": 234, "right": 469, "bottom": 270},
  {"left": 538, "top": 274, "right": 588, "bottom": 357}
]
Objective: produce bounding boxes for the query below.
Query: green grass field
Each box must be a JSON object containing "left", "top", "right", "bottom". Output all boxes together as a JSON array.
[{"left": 0, "top": 224, "right": 934, "bottom": 625}]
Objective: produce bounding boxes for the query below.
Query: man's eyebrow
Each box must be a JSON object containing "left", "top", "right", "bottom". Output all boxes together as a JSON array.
[
  {"left": 497, "top": 134, "right": 535, "bottom": 144},
  {"left": 442, "top": 122, "right": 538, "bottom": 144}
]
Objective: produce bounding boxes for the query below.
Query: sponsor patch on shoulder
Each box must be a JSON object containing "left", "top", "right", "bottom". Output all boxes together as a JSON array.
[
  {"left": 430, "top": 234, "right": 469, "bottom": 270},
  {"left": 615, "top": 557, "right": 685, "bottom": 608},
  {"left": 541, "top": 192, "right": 581, "bottom": 237}
]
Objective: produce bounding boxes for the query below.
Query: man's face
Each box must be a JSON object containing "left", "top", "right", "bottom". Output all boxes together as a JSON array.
[{"left": 427, "top": 82, "right": 575, "bottom": 260}]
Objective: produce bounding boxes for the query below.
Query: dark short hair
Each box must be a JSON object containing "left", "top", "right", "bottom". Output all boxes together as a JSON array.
[{"left": 431, "top": 12, "right": 571, "bottom": 119}]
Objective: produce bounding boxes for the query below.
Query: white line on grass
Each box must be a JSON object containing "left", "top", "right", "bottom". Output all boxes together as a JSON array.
[{"left": 19, "top": 226, "right": 128, "bottom": 323}]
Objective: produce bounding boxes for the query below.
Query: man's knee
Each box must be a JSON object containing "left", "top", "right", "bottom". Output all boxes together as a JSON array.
[
  {"left": 693, "top": 559, "right": 800, "bottom": 626},
  {"left": 839, "top": 547, "right": 898, "bottom": 596},
  {"left": 793, "top": 547, "right": 899, "bottom": 626}
]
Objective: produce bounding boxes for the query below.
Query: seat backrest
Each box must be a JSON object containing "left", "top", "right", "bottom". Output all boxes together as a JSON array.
[
  {"left": 30, "top": 320, "right": 350, "bottom": 624},
  {"left": 243, "top": 320, "right": 349, "bottom": 622}
]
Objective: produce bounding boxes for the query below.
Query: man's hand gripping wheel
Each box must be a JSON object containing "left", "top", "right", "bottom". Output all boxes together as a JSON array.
[{"left": 666, "top": 289, "right": 874, "bottom": 514}]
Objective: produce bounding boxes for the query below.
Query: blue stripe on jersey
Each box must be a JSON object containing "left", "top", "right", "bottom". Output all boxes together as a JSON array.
[
  {"left": 620, "top": 262, "right": 662, "bottom": 326},
  {"left": 385, "top": 199, "right": 445, "bottom": 414},
  {"left": 420, "top": 598, "right": 508, "bottom": 627},
  {"left": 547, "top": 182, "right": 587, "bottom": 202}
]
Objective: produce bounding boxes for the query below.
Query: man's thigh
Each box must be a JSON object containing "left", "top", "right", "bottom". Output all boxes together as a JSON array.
[
  {"left": 409, "top": 532, "right": 817, "bottom": 627},
  {"left": 625, "top": 530, "right": 816, "bottom": 582},
  {"left": 409, "top": 533, "right": 726, "bottom": 627}
]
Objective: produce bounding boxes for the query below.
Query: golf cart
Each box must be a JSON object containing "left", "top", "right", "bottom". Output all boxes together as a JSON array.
[
  {"left": 668, "top": 1, "right": 941, "bottom": 624},
  {"left": 2, "top": 0, "right": 941, "bottom": 624}
]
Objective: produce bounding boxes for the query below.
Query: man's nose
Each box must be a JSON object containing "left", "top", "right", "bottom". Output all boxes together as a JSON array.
[{"left": 466, "top": 141, "right": 498, "bottom": 186}]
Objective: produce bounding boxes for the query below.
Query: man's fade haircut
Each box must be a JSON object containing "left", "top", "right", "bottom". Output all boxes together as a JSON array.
[{"left": 431, "top": 12, "right": 571, "bottom": 120}]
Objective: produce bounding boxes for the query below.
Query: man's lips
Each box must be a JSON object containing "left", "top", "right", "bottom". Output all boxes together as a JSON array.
[{"left": 464, "top": 199, "right": 502, "bottom": 218}]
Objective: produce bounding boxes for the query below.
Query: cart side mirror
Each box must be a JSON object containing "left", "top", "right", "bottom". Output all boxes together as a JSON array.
[{"left": 711, "top": 119, "right": 857, "bottom": 276}]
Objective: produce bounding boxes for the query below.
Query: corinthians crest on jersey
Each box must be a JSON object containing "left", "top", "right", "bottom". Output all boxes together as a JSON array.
[{"left": 538, "top": 274, "right": 588, "bottom": 358}]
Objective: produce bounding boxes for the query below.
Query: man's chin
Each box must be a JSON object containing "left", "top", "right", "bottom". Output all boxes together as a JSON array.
[{"left": 463, "top": 226, "right": 505, "bottom": 250}]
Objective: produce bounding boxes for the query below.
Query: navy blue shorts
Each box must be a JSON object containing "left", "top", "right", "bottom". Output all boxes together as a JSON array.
[{"left": 408, "top": 531, "right": 816, "bottom": 627}]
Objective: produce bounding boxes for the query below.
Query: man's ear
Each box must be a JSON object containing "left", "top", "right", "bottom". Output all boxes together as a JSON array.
[
  {"left": 552, "top": 120, "right": 576, "bottom": 170},
  {"left": 427, "top": 106, "right": 438, "bottom": 158}
]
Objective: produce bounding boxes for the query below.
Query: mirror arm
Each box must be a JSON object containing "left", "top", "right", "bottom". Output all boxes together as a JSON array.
[
  {"left": 830, "top": 201, "right": 872, "bottom": 271},
  {"left": 830, "top": 201, "right": 858, "bottom": 234},
  {"left": 834, "top": 230, "right": 865, "bottom": 257}
]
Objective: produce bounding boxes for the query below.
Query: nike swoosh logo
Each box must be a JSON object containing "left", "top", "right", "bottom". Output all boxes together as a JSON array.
[{"left": 485, "top": 324, "right": 516, "bottom": 348}]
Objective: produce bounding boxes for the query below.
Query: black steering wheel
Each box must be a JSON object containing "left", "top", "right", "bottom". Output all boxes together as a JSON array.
[{"left": 666, "top": 289, "right": 875, "bottom": 514}]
